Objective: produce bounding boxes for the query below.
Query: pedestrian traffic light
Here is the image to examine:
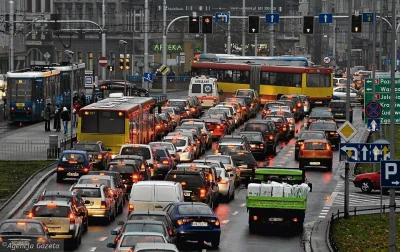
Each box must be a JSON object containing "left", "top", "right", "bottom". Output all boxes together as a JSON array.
[
  {"left": 202, "top": 16, "right": 213, "bottom": 34},
  {"left": 188, "top": 16, "right": 200, "bottom": 33},
  {"left": 119, "top": 58, "right": 124, "bottom": 70},
  {"left": 125, "top": 57, "right": 130, "bottom": 70},
  {"left": 303, "top": 16, "right": 314, "bottom": 34},
  {"left": 107, "top": 65, "right": 114, "bottom": 72},
  {"left": 351, "top": 15, "right": 362, "bottom": 33},
  {"left": 248, "top": 16, "right": 260, "bottom": 34}
]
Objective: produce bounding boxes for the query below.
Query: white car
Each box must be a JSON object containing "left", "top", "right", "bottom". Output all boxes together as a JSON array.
[
  {"left": 206, "top": 154, "right": 240, "bottom": 187},
  {"left": 333, "top": 87, "right": 358, "bottom": 102},
  {"left": 216, "top": 167, "right": 235, "bottom": 202},
  {"left": 163, "top": 136, "right": 193, "bottom": 162},
  {"left": 215, "top": 104, "right": 239, "bottom": 128},
  {"left": 107, "top": 232, "right": 167, "bottom": 251},
  {"left": 119, "top": 144, "right": 155, "bottom": 169},
  {"left": 333, "top": 77, "right": 347, "bottom": 87}
]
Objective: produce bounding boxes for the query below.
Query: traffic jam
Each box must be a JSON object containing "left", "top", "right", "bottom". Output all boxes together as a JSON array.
[{"left": 0, "top": 75, "right": 349, "bottom": 251}]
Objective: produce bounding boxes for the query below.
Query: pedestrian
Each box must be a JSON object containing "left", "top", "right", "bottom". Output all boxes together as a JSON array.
[
  {"left": 60, "top": 107, "right": 71, "bottom": 135},
  {"left": 44, "top": 103, "right": 51, "bottom": 131},
  {"left": 53, "top": 105, "right": 61, "bottom": 132},
  {"left": 80, "top": 92, "right": 86, "bottom": 107}
]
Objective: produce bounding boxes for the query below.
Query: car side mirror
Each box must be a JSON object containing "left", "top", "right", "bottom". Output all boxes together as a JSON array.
[
  {"left": 84, "top": 200, "right": 91, "bottom": 204},
  {"left": 107, "top": 243, "right": 116, "bottom": 248},
  {"left": 111, "top": 230, "right": 118, "bottom": 235},
  {"left": 117, "top": 221, "right": 125, "bottom": 225},
  {"left": 308, "top": 182, "right": 313, "bottom": 192}
]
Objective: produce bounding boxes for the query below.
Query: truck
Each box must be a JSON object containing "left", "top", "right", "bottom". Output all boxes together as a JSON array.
[{"left": 246, "top": 167, "right": 312, "bottom": 233}]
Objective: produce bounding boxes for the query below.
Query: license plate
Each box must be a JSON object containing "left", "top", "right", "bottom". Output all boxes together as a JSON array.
[
  {"left": 192, "top": 222, "right": 208, "bottom": 227},
  {"left": 336, "top": 113, "right": 343, "bottom": 116},
  {"left": 12, "top": 241, "right": 29, "bottom": 246},
  {"left": 269, "top": 218, "right": 283, "bottom": 222},
  {"left": 184, "top": 192, "right": 191, "bottom": 197},
  {"left": 16, "top": 103, "right": 25, "bottom": 107},
  {"left": 67, "top": 172, "right": 79, "bottom": 176},
  {"left": 315, "top": 101, "right": 323, "bottom": 104},
  {"left": 48, "top": 227, "right": 61, "bottom": 232},
  {"left": 310, "top": 162, "right": 320, "bottom": 165}
]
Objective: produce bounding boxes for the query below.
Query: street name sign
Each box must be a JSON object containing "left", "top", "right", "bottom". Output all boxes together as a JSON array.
[
  {"left": 381, "top": 161, "right": 400, "bottom": 188},
  {"left": 339, "top": 143, "right": 390, "bottom": 163}
]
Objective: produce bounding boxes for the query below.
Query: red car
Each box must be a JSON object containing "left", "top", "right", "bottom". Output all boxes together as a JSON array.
[{"left": 353, "top": 172, "right": 382, "bottom": 193}]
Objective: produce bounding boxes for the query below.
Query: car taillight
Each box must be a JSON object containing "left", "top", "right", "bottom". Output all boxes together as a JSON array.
[
  {"left": 219, "top": 179, "right": 228, "bottom": 184},
  {"left": 293, "top": 108, "right": 297, "bottom": 112},
  {"left": 184, "top": 147, "right": 191, "bottom": 152},
  {"left": 129, "top": 204, "right": 134, "bottom": 211},
  {"left": 69, "top": 213, "right": 75, "bottom": 224},
  {"left": 162, "top": 158, "right": 169, "bottom": 165},
  {"left": 282, "top": 126, "right": 287, "bottom": 131},
  {"left": 132, "top": 173, "right": 139, "bottom": 182},
  {"left": 326, "top": 144, "right": 332, "bottom": 151},
  {"left": 171, "top": 115, "right": 174, "bottom": 118},
  {"left": 37, "top": 237, "right": 46, "bottom": 244},
  {"left": 213, "top": 97, "right": 217, "bottom": 101},
  {"left": 100, "top": 201, "right": 106, "bottom": 209},
  {"left": 300, "top": 145, "right": 305, "bottom": 150},
  {"left": 57, "top": 167, "right": 65, "bottom": 171},
  {"left": 83, "top": 168, "right": 89, "bottom": 173},
  {"left": 237, "top": 110, "right": 241, "bottom": 113},
  {"left": 11, "top": 107, "right": 15, "bottom": 111},
  {"left": 298, "top": 141, "right": 304, "bottom": 146},
  {"left": 27, "top": 211, "right": 33, "bottom": 219},
  {"left": 254, "top": 162, "right": 258, "bottom": 170},
  {"left": 289, "top": 119, "right": 294, "bottom": 124},
  {"left": 260, "top": 144, "right": 264, "bottom": 148},
  {"left": 268, "top": 135, "right": 274, "bottom": 140},
  {"left": 216, "top": 125, "right": 221, "bottom": 129},
  {"left": 156, "top": 125, "right": 161, "bottom": 129},
  {"left": 191, "top": 108, "right": 196, "bottom": 112},
  {"left": 98, "top": 153, "right": 103, "bottom": 160},
  {"left": 200, "top": 188, "right": 206, "bottom": 198},
  {"left": 177, "top": 218, "right": 194, "bottom": 226},
  {"left": 329, "top": 132, "right": 339, "bottom": 136},
  {"left": 297, "top": 102, "right": 302, "bottom": 107},
  {"left": 242, "top": 107, "right": 246, "bottom": 110}
]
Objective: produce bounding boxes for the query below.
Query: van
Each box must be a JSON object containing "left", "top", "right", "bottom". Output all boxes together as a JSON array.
[
  {"left": 188, "top": 75, "right": 220, "bottom": 109},
  {"left": 128, "top": 181, "right": 184, "bottom": 214}
]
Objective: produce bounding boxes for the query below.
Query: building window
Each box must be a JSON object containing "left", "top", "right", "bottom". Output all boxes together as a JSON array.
[
  {"left": 88, "top": 52, "right": 93, "bottom": 71},
  {"left": 45, "top": 0, "right": 51, "bottom": 12},
  {"left": 57, "top": 51, "right": 62, "bottom": 64},
  {"left": 78, "top": 52, "right": 83, "bottom": 63},
  {"left": 87, "top": 6, "right": 93, "bottom": 20},
  {"left": 134, "top": 16, "right": 141, "bottom": 32},
  {"left": 36, "top": 0, "right": 42, "bottom": 12},
  {"left": 26, "top": 0, "right": 32, "bottom": 12},
  {"left": 298, "top": 12, "right": 303, "bottom": 24}
]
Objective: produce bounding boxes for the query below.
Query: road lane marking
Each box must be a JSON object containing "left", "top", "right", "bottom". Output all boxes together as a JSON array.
[
  {"left": 232, "top": 211, "right": 238, "bottom": 215},
  {"left": 202, "top": 249, "right": 207, "bottom": 252},
  {"left": 221, "top": 220, "right": 230, "bottom": 224},
  {"left": 99, "top": 237, "right": 107, "bottom": 241},
  {"left": 90, "top": 247, "right": 96, "bottom": 252},
  {"left": 240, "top": 203, "right": 246, "bottom": 207}
]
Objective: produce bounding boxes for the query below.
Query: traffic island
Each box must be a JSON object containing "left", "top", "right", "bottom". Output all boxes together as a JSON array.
[{"left": 331, "top": 213, "right": 400, "bottom": 251}]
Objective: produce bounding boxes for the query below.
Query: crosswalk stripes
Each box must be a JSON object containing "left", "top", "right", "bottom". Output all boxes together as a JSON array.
[
  {"left": 333, "top": 192, "right": 400, "bottom": 206},
  {"left": 334, "top": 181, "right": 344, "bottom": 192},
  {"left": 318, "top": 206, "right": 331, "bottom": 219}
]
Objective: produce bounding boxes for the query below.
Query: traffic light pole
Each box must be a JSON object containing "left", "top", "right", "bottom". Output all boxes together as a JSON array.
[
  {"left": 162, "top": 0, "right": 167, "bottom": 95},
  {"left": 9, "top": 0, "right": 14, "bottom": 71},
  {"left": 227, "top": 11, "right": 231, "bottom": 54},
  {"left": 269, "top": 0, "right": 274, "bottom": 56},
  {"left": 254, "top": 34, "right": 258, "bottom": 56},
  {"left": 143, "top": 0, "right": 149, "bottom": 89},
  {"left": 242, "top": 0, "right": 246, "bottom": 56},
  {"left": 203, "top": 34, "right": 207, "bottom": 54},
  {"left": 101, "top": 0, "right": 106, "bottom": 81}
]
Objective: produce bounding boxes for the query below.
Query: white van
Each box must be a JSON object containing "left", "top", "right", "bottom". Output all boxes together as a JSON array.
[
  {"left": 188, "top": 75, "right": 220, "bottom": 109},
  {"left": 128, "top": 181, "right": 184, "bottom": 213}
]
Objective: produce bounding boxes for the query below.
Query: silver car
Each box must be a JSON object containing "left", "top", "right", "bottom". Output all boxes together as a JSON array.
[
  {"left": 107, "top": 232, "right": 168, "bottom": 252},
  {"left": 216, "top": 167, "right": 235, "bottom": 202},
  {"left": 134, "top": 243, "right": 178, "bottom": 252},
  {"left": 206, "top": 155, "right": 240, "bottom": 187}
]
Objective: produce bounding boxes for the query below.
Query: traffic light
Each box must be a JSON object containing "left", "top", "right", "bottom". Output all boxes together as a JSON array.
[
  {"left": 107, "top": 65, "right": 114, "bottom": 72},
  {"left": 188, "top": 16, "right": 200, "bottom": 33},
  {"left": 303, "top": 16, "right": 314, "bottom": 34},
  {"left": 50, "top": 14, "right": 61, "bottom": 30},
  {"left": 248, "top": 16, "right": 260, "bottom": 34},
  {"left": 202, "top": 16, "right": 213, "bottom": 34},
  {"left": 5, "top": 14, "right": 16, "bottom": 33},
  {"left": 351, "top": 15, "right": 362, "bottom": 33},
  {"left": 125, "top": 57, "right": 130, "bottom": 70},
  {"left": 119, "top": 58, "right": 124, "bottom": 70}
]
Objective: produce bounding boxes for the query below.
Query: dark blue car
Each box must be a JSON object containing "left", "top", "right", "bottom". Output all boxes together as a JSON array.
[
  {"left": 163, "top": 202, "right": 220, "bottom": 249},
  {"left": 56, "top": 150, "right": 93, "bottom": 183}
]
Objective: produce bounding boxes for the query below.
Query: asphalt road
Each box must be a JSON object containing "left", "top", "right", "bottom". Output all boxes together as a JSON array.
[{"left": 15, "top": 106, "right": 364, "bottom": 252}]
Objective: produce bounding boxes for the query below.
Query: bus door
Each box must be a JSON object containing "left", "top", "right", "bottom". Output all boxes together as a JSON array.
[
  {"left": 129, "top": 114, "right": 140, "bottom": 144},
  {"left": 35, "top": 79, "right": 44, "bottom": 120}
]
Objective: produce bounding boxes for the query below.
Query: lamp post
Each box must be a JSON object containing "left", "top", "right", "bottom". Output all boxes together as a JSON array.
[
  {"left": 119, "top": 40, "right": 128, "bottom": 95},
  {"left": 64, "top": 50, "right": 74, "bottom": 148},
  {"left": 2, "top": 93, "right": 6, "bottom": 121}
]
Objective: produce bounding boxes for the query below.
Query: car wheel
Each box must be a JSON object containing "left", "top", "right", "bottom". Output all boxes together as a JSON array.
[
  {"left": 327, "top": 162, "right": 333, "bottom": 171},
  {"left": 295, "top": 152, "right": 299, "bottom": 161},
  {"left": 230, "top": 189, "right": 235, "bottom": 200},
  {"left": 211, "top": 237, "right": 220, "bottom": 249},
  {"left": 83, "top": 216, "right": 89, "bottom": 233},
  {"left": 360, "top": 179, "right": 373, "bottom": 193},
  {"left": 56, "top": 175, "right": 63, "bottom": 183}
]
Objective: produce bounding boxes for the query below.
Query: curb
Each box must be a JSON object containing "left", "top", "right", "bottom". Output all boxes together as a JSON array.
[
  {"left": 326, "top": 219, "right": 334, "bottom": 252},
  {"left": 303, "top": 221, "right": 314, "bottom": 252},
  {"left": 0, "top": 161, "right": 57, "bottom": 212},
  {"left": 2, "top": 167, "right": 56, "bottom": 220}
]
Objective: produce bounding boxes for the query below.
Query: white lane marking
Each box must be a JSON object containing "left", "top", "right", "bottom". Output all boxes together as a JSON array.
[
  {"left": 240, "top": 203, "right": 246, "bottom": 207},
  {"left": 232, "top": 211, "right": 239, "bottom": 216},
  {"left": 99, "top": 237, "right": 107, "bottom": 241},
  {"left": 90, "top": 247, "right": 96, "bottom": 252},
  {"left": 202, "top": 249, "right": 207, "bottom": 252},
  {"left": 321, "top": 209, "right": 329, "bottom": 213},
  {"left": 319, "top": 215, "right": 327, "bottom": 219},
  {"left": 221, "top": 220, "right": 230, "bottom": 224}
]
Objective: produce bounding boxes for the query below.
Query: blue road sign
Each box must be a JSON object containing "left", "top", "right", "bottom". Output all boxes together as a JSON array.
[
  {"left": 143, "top": 73, "right": 153, "bottom": 82},
  {"left": 215, "top": 12, "right": 230, "bottom": 23},
  {"left": 325, "top": 53, "right": 333, "bottom": 57},
  {"left": 85, "top": 76, "right": 93, "bottom": 88},
  {"left": 339, "top": 143, "right": 390, "bottom": 163},
  {"left": 367, "top": 118, "right": 381, "bottom": 132},
  {"left": 381, "top": 161, "right": 400, "bottom": 187},
  {"left": 362, "top": 12, "right": 374, "bottom": 23},
  {"left": 265, "top": 13, "right": 280, "bottom": 24},
  {"left": 365, "top": 101, "right": 383, "bottom": 119},
  {"left": 318, "top": 13, "right": 333, "bottom": 24}
]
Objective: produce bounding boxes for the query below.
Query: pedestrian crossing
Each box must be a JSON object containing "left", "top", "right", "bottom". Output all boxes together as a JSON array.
[{"left": 333, "top": 192, "right": 400, "bottom": 206}]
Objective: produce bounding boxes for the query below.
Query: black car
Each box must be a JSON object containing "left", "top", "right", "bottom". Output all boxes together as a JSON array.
[
  {"left": 111, "top": 155, "right": 152, "bottom": 181},
  {"left": 328, "top": 100, "right": 353, "bottom": 123},
  {"left": 308, "top": 121, "right": 341, "bottom": 150},
  {"left": 263, "top": 115, "right": 291, "bottom": 140},
  {"left": 294, "top": 130, "right": 327, "bottom": 160},
  {"left": 218, "top": 135, "right": 251, "bottom": 147},
  {"left": 243, "top": 120, "right": 278, "bottom": 155},
  {"left": 231, "top": 151, "right": 257, "bottom": 186},
  {"left": 279, "top": 94, "right": 304, "bottom": 118},
  {"left": 165, "top": 170, "right": 215, "bottom": 209},
  {"left": 305, "top": 110, "right": 335, "bottom": 129},
  {"left": 276, "top": 100, "right": 301, "bottom": 121},
  {"left": 234, "top": 95, "right": 257, "bottom": 117},
  {"left": 73, "top": 141, "right": 112, "bottom": 170},
  {"left": 123, "top": 210, "right": 175, "bottom": 237},
  {"left": 107, "top": 160, "right": 141, "bottom": 197},
  {"left": 240, "top": 131, "right": 267, "bottom": 160}
]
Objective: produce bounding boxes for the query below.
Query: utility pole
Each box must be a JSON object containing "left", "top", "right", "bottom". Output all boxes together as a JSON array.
[
  {"left": 389, "top": 0, "right": 396, "bottom": 249},
  {"left": 371, "top": 0, "right": 377, "bottom": 173},
  {"left": 101, "top": 0, "right": 106, "bottom": 80},
  {"left": 143, "top": 0, "right": 149, "bottom": 89},
  {"left": 120, "top": 40, "right": 128, "bottom": 95},
  {"left": 269, "top": 0, "right": 274, "bottom": 56},
  {"left": 204, "top": 34, "right": 207, "bottom": 54},
  {"left": 332, "top": 20, "right": 336, "bottom": 68},
  {"left": 254, "top": 34, "right": 258, "bottom": 56},
  {"left": 9, "top": 0, "right": 14, "bottom": 71},
  {"left": 344, "top": 0, "right": 352, "bottom": 219},
  {"left": 162, "top": 0, "right": 167, "bottom": 95},
  {"left": 227, "top": 11, "right": 231, "bottom": 54},
  {"left": 378, "top": 0, "right": 383, "bottom": 71},
  {"left": 242, "top": 0, "right": 246, "bottom": 56}
]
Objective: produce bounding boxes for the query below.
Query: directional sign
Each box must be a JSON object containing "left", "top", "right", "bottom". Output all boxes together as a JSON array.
[
  {"left": 143, "top": 73, "right": 153, "bottom": 82},
  {"left": 266, "top": 13, "right": 280, "bottom": 24},
  {"left": 339, "top": 143, "right": 390, "bottom": 163},
  {"left": 381, "top": 161, "right": 400, "bottom": 187},
  {"left": 99, "top": 56, "right": 108, "bottom": 67},
  {"left": 318, "top": 13, "right": 333, "bottom": 24},
  {"left": 215, "top": 12, "right": 230, "bottom": 23},
  {"left": 367, "top": 118, "right": 381, "bottom": 132},
  {"left": 323, "top": 57, "right": 330, "bottom": 64},
  {"left": 362, "top": 12, "right": 374, "bottom": 23},
  {"left": 337, "top": 121, "right": 358, "bottom": 142}
]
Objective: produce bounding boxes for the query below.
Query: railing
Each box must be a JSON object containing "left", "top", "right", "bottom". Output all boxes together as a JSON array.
[
  {"left": 128, "top": 75, "right": 191, "bottom": 82},
  {"left": 149, "top": 93, "right": 167, "bottom": 105}
]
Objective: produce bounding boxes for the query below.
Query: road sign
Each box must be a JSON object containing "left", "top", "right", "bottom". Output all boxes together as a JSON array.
[
  {"left": 143, "top": 73, "right": 153, "bottom": 82},
  {"left": 339, "top": 143, "right": 390, "bottom": 163},
  {"left": 85, "top": 76, "right": 93, "bottom": 88},
  {"left": 43, "top": 52, "right": 51, "bottom": 60},
  {"left": 325, "top": 53, "right": 333, "bottom": 57},
  {"left": 266, "top": 13, "right": 280, "bottom": 24},
  {"left": 323, "top": 57, "right": 330, "bottom": 64},
  {"left": 367, "top": 118, "right": 381, "bottom": 132},
  {"left": 158, "top": 64, "right": 170, "bottom": 76},
  {"left": 318, "top": 13, "right": 333, "bottom": 24},
  {"left": 337, "top": 121, "right": 358, "bottom": 142},
  {"left": 98, "top": 56, "right": 108, "bottom": 67},
  {"left": 381, "top": 161, "right": 400, "bottom": 187},
  {"left": 215, "top": 12, "right": 229, "bottom": 23},
  {"left": 362, "top": 12, "right": 374, "bottom": 23},
  {"left": 365, "top": 101, "right": 383, "bottom": 119}
]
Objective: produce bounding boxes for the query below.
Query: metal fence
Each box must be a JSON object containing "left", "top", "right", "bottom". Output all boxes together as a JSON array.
[{"left": 0, "top": 134, "right": 77, "bottom": 161}]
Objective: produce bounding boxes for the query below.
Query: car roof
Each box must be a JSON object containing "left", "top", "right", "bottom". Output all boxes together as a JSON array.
[
  {"left": 177, "top": 163, "right": 212, "bottom": 169},
  {"left": 34, "top": 200, "right": 71, "bottom": 207},
  {"left": 113, "top": 155, "right": 144, "bottom": 160},
  {"left": 89, "top": 170, "right": 119, "bottom": 174},
  {"left": 80, "top": 175, "right": 113, "bottom": 180},
  {"left": 134, "top": 243, "right": 178, "bottom": 251},
  {"left": 120, "top": 144, "right": 151, "bottom": 149},
  {"left": 71, "top": 184, "right": 105, "bottom": 189},
  {"left": 135, "top": 181, "right": 179, "bottom": 186},
  {"left": 218, "top": 142, "right": 243, "bottom": 145},
  {"left": 310, "top": 121, "right": 336, "bottom": 124},
  {"left": 246, "top": 120, "right": 272, "bottom": 124},
  {"left": 121, "top": 232, "right": 166, "bottom": 237},
  {"left": 298, "top": 130, "right": 326, "bottom": 135},
  {"left": 303, "top": 139, "right": 329, "bottom": 143},
  {"left": 163, "top": 136, "right": 189, "bottom": 141},
  {"left": 206, "top": 155, "right": 231, "bottom": 159},
  {"left": 42, "top": 191, "right": 76, "bottom": 197},
  {"left": 231, "top": 150, "right": 253, "bottom": 155},
  {"left": 125, "top": 220, "right": 165, "bottom": 225},
  {"left": 75, "top": 141, "right": 100, "bottom": 145},
  {"left": 171, "top": 201, "right": 212, "bottom": 208},
  {"left": 2, "top": 219, "right": 44, "bottom": 225},
  {"left": 61, "top": 150, "right": 87, "bottom": 155},
  {"left": 109, "top": 160, "right": 138, "bottom": 165},
  {"left": 329, "top": 100, "right": 346, "bottom": 103}
]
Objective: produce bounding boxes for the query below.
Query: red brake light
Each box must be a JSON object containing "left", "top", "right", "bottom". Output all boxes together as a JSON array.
[
  {"left": 69, "top": 213, "right": 75, "bottom": 224},
  {"left": 132, "top": 174, "right": 139, "bottom": 182},
  {"left": 293, "top": 108, "right": 297, "bottom": 112},
  {"left": 98, "top": 153, "right": 103, "bottom": 160},
  {"left": 326, "top": 144, "right": 331, "bottom": 151},
  {"left": 37, "top": 237, "right": 46, "bottom": 244},
  {"left": 200, "top": 188, "right": 206, "bottom": 198},
  {"left": 219, "top": 179, "right": 228, "bottom": 184},
  {"left": 268, "top": 135, "right": 274, "bottom": 140},
  {"left": 297, "top": 102, "right": 302, "bottom": 107},
  {"left": 162, "top": 159, "right": 169, "bottom": 165},
  {"left": 100, "top": 201, "right": 106, "bottom": 209},
  {"left": 129, "top": 204, "right": 134, "bottom": 211}
]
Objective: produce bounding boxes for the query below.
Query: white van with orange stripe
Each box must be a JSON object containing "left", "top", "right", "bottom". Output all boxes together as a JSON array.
[{"left": 188, "top": 75, "right": 220, "bottom": 109}]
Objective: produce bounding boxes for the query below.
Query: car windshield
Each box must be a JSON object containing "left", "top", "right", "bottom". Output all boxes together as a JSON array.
[
  {"left": 72, "top": 188, "right": 101, "bottom": 198},
  {"left": 74, "top": 144, "right": 100, "bottom": 152},
  {"left": 232, "top": 153, "right": 256, "bottom": 164},
  {"left": 270, "top": 111, "right": 292, "bottom": 118},
  {"left": 159, "top": 114, "right": 169, "bottom": 120},
  {"left": 309, "top": 123, "right": 337, "bottom": 131},
  {"left": 120, "top": 235, "right": 165, "bottom": 247},
  {"left": 149, "top": 143, "right": 175, "bottom": 152},
  {"left": 219, "top": 145, "right": 244, "bottom": 153},
  {"left": 310, "top": 111, "right": 333, "bottom": 118},
  {"left": 241, "top": 134, "right": 263, "bottom": 142},
  {"left": 164, "top": 139, "right": 186, "bottom": 147},
  {"left": 162, "top": 107, "right": 175, "bottom": 113},
  {"left": 244, "top": 123, "right": 269, "bottom": 132},
  {"left": 219, "top": 137, "right": 242, "bottom": 143},
  {"left": 123, "top": 223, "right": 166, "bottom": 236},
  {"left": 182, "top": 122, "right": 203, "bottom": 129},
  {"left": 206, "top": 156, "right": 231, "bottom": 164},
  {"left": 169, "top": 101, "right": 186, "bottom": 107},
  {"left": 178, "top": 205, "right": 213, "bottom": 215},
  {"left": 276, "top": 101, "right": 295, "bottom": 108},
  {"left": 77, "top": 178, "right": 111, "bottom": 187},
  {"left": 208, "top": 109, "right": 229, "bottom": 116},
  {"left": 60, "top": 153, "right": 85, "bottom": 165},
  {"left": 264, "top": 103, "right": 285, "bottom": 109},
  {"left": 129, "top": 215, "right": 167, "bottom": 224},
  {"left": 121, "top": 147, "right": 151, "bottom": 160},
  {"left": 329, "top": 102, "right": 346, "bottom": 108},
  {"left": 265, "top": 117, "right": 283, "bottom": 123},
  {"left": 165, "top": 174, "right": 203, "bottom": 188},
  {"left": 32, "top": 205, "right": 70, "bottom": 218},
  {"left": 305, "top": 142, "right": 328, "bottom": 150},
  {"left": 298, "top": 132, "right": 326, "bottom": 140},
  {"left": 0, "top": 222, "right": 44, "bottom": 235},
  {"left": 108, "top": 164, "right": 137, "bottom": 173},
  {"left": 236, "top": 90, "right": 252, "bottom": 97}
]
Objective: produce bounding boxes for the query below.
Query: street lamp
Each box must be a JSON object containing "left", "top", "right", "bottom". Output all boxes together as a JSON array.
[
  {"left": 64, "top": 50, "right": 74, "bottom": 148},
  {"left": 119, "top": 40, "right": 128, "bottom": 96}
]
